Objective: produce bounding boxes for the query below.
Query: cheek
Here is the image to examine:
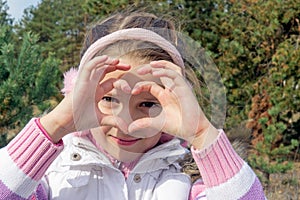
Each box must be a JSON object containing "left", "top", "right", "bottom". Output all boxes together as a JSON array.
[
  {"left": 90, "top": 127, "right": 112, "bottom": 145},
  {"left": 98, "top": 102, "right": 119, "bottom": 115}
]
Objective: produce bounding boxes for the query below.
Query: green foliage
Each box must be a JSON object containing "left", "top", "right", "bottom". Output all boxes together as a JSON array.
[
  {"left": 17, "top": 0, "right": 88, "bottom": 70},
  {"left": 1, "top": 0, "right": 299, "bottom": 176},
  {"left": 0, "top": 28, "right": 61, "bottom": 146},
  {"left": 0, "top": 0, "right": 12, "bottom": 26},
  {"left": 248, "top": 107, "right": 299, "bottom": 183},
  {"left": 174, "top": 0, "right": 300, "bottom": 132},
  {"left": 173, "top": 3, "right": 300, "bottom": 175},
  {"left": 16, "top": 0, "right": 182, "bottom": 70}
]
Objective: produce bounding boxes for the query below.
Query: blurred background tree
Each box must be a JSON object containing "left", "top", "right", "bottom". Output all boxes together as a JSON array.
[
  {"left": 0, "top": 0, "right": 61, "bottom": 147},
  {"left": 16, "top": 0, "right": 87, "bottom": 71},
  {"left": 177, "top": 0, "right": 300, "bottom": 182},
  {"left": 0, "top": 0, "right": 299, "bottom": 184}
]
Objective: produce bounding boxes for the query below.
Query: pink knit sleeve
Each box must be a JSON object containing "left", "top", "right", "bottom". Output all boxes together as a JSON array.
[
  {"left": 189, "top": 130, "right": 266, "bottom": 200},
  {"left": 35, "top": 118, "right": 63, "bottom": 147},
  {"left": 0, "top": 118, "right": 64, "bottom": 199}
]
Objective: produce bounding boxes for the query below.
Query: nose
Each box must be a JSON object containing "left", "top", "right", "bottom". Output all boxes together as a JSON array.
[{"left": 115, "top": 101, "right": 134, "bottom": 126}]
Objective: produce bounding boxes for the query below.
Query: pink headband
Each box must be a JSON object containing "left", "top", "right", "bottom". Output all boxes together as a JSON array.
[
  {"left": 79, "top": 28, "right": 184, "bottom": 69},
  {"left": 62, "top": 28, "right": 184, "bottom": 95}
]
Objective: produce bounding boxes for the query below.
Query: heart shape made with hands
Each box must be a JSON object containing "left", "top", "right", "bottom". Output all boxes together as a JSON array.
[
  {"left": 99, "top": 64, "right": 167, "bottom": 139},
  {"left": 102, "top": 62, "right": 203, "bottom": 142},
  {"left": 71, "top": 58, "right": 204, "bottom": 143}
]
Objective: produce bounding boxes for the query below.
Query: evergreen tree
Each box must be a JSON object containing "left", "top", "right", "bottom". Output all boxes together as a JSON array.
[
  {"left": 176, "top": 0, "right": 300, "bottom": 183},
  {"left": 17, "top": 0, "right": 87, "bottom": 70},
  {"left": 0, "top": 2, "right": 62, "bottom": 146},
  {"left": 0, "top": 0, "right": 12, "bottom": 26},
  {"left": 0, "top": 0, "right": 13, "bottom": 147}
]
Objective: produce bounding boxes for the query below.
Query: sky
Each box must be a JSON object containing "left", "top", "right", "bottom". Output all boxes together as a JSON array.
[{"left": 6, "top": 0, "right": 40, "bottom": 21}]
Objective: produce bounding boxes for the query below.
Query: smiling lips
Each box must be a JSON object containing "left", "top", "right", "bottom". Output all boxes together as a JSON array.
[{"left": 110, "top": 135, "right": 141, "bottom": 146}]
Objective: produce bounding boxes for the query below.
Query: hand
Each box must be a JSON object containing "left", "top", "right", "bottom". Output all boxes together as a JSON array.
[
  {"left": 40, "top": 55, "right": 130, "bottom": 142},
  {"left": 125, "top": 60, "right": 218, "bottom": 148}
]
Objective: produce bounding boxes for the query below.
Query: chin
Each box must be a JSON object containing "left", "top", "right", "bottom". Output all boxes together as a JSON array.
[{"left": 110, "top": 148, "right": 144, "bottom": 163}]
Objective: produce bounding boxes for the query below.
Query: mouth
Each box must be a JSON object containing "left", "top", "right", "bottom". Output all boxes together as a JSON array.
[{"left": 110, "top": 135, "right": 141, "bottom": 146}]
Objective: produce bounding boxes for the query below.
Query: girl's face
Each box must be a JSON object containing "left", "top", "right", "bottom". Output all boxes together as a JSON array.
[{"left": 90, "top": 57, "right": 163, "bottom": 162}]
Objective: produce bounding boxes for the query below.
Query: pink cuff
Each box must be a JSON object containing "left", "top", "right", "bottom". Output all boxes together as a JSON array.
[
  {"left": 7, "top": 118, "right": 64, "bottom": 180},
  {"left": 191, "top": 130, "right": 244, "bottom": 187},
  {"left": 35, "top": 118, "right": 63, "bottom": 146}
]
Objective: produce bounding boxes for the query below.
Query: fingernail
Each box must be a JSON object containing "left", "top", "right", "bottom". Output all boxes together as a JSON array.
[{"left": 131, "top": 87, "right": 139, "bottom": 94}]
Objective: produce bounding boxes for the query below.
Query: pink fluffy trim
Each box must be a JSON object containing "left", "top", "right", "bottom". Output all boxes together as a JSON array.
[{"left": 61, "top": 68, "right": 78, "bottom": 95}]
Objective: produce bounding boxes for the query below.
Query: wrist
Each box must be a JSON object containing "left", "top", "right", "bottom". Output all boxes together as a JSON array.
[
  {"left": 40, "top": 98, "right": 75, "bottom": 143},
  {"left": 35, "top": 118, "right": 63, "bottom": 145},
  {"left": 40, "top": 113, "right": 74, "bottom": 143},
  {"left": 191, "top": 124, "right": 219, "bottom": 149}
]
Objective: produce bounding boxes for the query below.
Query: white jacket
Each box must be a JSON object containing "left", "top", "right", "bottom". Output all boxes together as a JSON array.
[{"left": 43, "top": 134, "right": 192, "bottom": 200}]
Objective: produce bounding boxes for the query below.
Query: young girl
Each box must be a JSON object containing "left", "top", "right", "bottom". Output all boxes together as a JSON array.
[{"left": 0, "top": 11, "right": 266, "bottom": 199}]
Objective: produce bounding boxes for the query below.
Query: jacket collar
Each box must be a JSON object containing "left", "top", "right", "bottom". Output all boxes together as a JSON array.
[
  {"left": 60, "top": 134, "right": 187, "bottom": 173},
  {"left": 133, "top": 139, "right": 187, "bottom": 173}
]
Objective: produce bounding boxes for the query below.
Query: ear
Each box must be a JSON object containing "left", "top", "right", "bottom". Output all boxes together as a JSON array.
[{"left": 61, "top": 68, "right": 79, "bottom": 96}]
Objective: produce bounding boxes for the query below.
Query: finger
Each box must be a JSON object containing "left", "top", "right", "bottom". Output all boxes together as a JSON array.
[
  {"left": 136, "top": 64, "right": 168, "bottom": 76},
  {"left": 150, "top": 60, "right": 183, "bottom": 75},
  {"left": 136, "top": 64, "right": 186, "bottom": 89},
  {"left": 104, "top": 57, "right": 119, "bottom": 66},
  {"left": 149, "top": 61, "right": 186, "bottom": 90},
  {"left": 115, "top": 63, "right": 131, "bottom": 71},
  {"left": 136, "top": 61, "right": 181, "bottom": 75},
  {"left": 136, "top": 64, "right": 154, "bottom": 75},
  {"left": 95, "top": 78, "right": 117, "bottom": 102},
  {"left": 91, "top": 62, "right": 131, "bottom": 83},
  {"left": 127, "top": 116, "right": 165, "bottom": 138},
  {"left": 131, "top": 81, "right": 174, "bottom": 108},
  {"left": 131, "top": 81, "right": 164, "bottom": 97},
  {"left": 113, "top": 79, "right": 132, "bottom": 94},
  {"left": 78, "top": 55, "right": 109, "bottom": 82},
  {"left": 103, "top": 59, "right": 131, "bottom": 72},
  {"left": 152, "top": 68, "right": 187, "bottom": 89},
  {"left": 79, "top": 56, "right": 130, "bottom": 83}
]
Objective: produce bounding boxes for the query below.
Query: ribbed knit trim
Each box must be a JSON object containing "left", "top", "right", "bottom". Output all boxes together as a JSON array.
[
  {"left": 35, "top": 118, "right": 63, "bottom": 146},
  {"left": 7, "top": 118, "right": 64, "bottom": 180},
  {"left": 204, "top": 163, "right": 256, "bottom": 199},
  {"left": 0, "top": 148, "right": 39, "bottom": 199},
  {"left": 191, "top": 130, "right": 244, "bottom": 187}
]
